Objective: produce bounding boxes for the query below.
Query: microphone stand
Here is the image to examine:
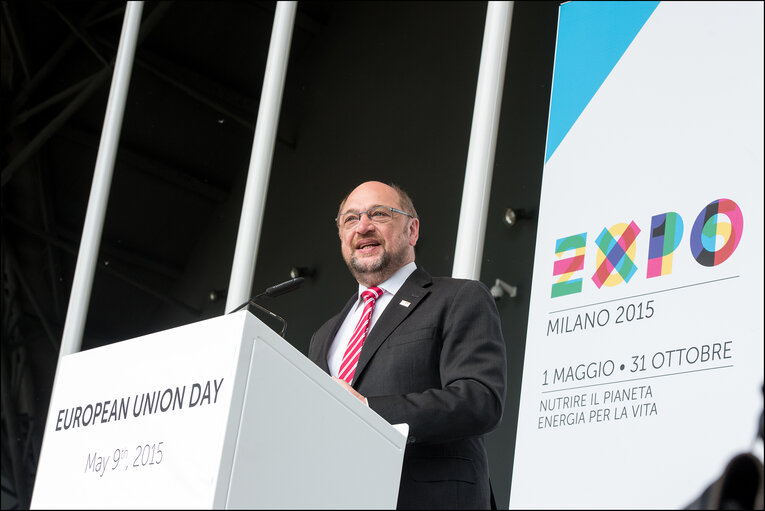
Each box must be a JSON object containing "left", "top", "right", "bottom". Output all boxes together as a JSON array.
[
  {"left": 228, "top": 277, "right": 304, "bottom": 337},
  {"left": 230, "top": 295, "right": 288, "bottom": 337}
]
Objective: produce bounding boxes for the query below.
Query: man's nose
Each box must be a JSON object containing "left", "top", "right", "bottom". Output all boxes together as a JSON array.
[{"left": 355, "top": 214, "right": 376, "bottom": 232}]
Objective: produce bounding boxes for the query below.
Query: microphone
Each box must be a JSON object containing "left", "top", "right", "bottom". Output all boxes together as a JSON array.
[
  {"left": 228, "top": 277, "right": 305, "bottom": 336},
  {"left": 263, "top": 277, "right": 305, "bottom": 298}
]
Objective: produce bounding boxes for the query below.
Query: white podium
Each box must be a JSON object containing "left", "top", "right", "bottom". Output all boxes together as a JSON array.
[{"left": 31, "top": 311, "right": 407, "bottom": 509}]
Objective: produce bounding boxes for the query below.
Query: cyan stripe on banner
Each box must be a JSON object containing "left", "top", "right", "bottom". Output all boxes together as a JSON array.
[{"left": 545, "top": 1, "right": 660, "bottom": 163}]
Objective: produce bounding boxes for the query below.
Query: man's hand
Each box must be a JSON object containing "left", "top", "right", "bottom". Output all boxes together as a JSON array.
[{"left": 332, "top": 377, "right": 367, "bottom": 405}]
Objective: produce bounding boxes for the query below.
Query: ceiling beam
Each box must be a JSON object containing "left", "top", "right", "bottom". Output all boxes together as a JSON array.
[
  {"left": 59, "top": 125, "right": 229, "bottom": 204},
  {"left": 5, "top": 213, "right": 202, "bottom": 318},
  {"left": 44, "top": 1, "right": 110, "bottom": 67},
  {"left": 94, "top": 34, "right": 297, "bottom": 149},
  {"left": 2, "top": 242, "right": 60, "bottom": 353},
  {"left": 1, "top": 2, "right": 174, "bottom": 188},
  {"left": 4, "top": 212, "right": 185, "bottom": 282},
  {"left": 8, "top": 3, "right": 115, "bottom": 115},
  {"left": 34, "top": 151, "right": 67, "bottom": 323}
]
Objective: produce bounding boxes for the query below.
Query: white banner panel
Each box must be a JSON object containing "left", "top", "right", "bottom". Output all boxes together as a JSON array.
[
  {"left": 510, "top": 2, "right": 763, "bottom": 509},
  {"left": 31, "top": 313, "right": 252, "bottom": 509}
]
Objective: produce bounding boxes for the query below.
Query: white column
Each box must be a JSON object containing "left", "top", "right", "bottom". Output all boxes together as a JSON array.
[
  {"left": 58, "top": 1, "right": 144, "bottom": 358},
  {"left": 226, "top": 1, "right": 297, "bottom": 313},
  {"left": 452, "top": 1, "right": 514, "bottom": 280}
]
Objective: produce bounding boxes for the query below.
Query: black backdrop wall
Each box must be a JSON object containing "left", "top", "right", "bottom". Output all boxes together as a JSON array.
[{"left": 0, "top": 2, "right": 559, "bottom": 508}]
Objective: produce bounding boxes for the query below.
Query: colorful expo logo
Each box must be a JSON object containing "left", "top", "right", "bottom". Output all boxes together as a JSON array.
[{"left": 552, "top": 199, "right": 744, "bottom": 298}]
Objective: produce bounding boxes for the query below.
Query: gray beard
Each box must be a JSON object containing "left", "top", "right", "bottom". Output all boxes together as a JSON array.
[
  {"left": 348, "top": 246, "right": 411, "bottom": 287},
  {"left": 350, "top": 249, "right": 390, "bottom": 276},
  {"left": 347, "top": 227, "right": 412, "bottom": 284}
]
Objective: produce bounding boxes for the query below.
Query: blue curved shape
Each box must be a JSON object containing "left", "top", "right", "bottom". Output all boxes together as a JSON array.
[{"left": 545, "top": 1, "right": 660, "bottom": 163}]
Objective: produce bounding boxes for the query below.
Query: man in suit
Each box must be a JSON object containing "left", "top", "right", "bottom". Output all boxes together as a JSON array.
[{"left": 309, "top": 181, "right": 507, "bottom": 509}]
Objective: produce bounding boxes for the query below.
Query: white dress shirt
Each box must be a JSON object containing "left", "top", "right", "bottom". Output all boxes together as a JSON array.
[{"left": 327, "top": 262, "right": 418, "bottom": 378}]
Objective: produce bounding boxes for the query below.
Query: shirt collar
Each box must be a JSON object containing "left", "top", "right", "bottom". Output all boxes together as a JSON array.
[{"left": 355, "top": 261, "right": 417, "bottom": 305}]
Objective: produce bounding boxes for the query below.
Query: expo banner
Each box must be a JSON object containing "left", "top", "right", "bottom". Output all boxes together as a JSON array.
[{"left": 510, "top": 2, "right": 763, "bottom": 508}]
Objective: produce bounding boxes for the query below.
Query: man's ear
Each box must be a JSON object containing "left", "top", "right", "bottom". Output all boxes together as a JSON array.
[{"left": 408, "top": 218, "right": 420, "bottom": 247}]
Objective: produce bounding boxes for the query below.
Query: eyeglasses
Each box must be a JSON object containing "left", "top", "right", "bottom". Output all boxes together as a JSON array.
[{"left": 336, "top": 205, "right": 414, "bottom": 229}]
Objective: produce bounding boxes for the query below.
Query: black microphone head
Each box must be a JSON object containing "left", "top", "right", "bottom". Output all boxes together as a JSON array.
[{"left": 264, "top": 277, "right": 304, "bottom": 298}]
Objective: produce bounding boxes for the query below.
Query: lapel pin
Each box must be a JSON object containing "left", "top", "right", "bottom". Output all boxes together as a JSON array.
[{"left": 399, "top": 300, "right": 411, "bottom": 307}]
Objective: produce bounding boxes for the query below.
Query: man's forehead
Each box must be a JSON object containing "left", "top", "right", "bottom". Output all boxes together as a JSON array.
[{"left": 342, "top": 183, "right": 398, "bottom": 210}]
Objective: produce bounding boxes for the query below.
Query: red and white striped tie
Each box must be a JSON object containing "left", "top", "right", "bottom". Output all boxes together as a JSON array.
[{"left": 338, "top": 286, "right": 383, "bottom": 384}]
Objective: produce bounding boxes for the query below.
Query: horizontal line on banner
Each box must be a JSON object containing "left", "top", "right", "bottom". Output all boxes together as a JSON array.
[
  {"left": 548, "top": 275, "right": 740, "bottom": 314},
  {"left": 541, "top": 364, "right": 734, "bottom": 394}
]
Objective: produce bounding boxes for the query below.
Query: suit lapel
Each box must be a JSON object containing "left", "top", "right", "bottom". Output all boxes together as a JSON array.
[
  {"left": 353, "top": 268, "right": 432, "bottom": 384},
  {"left": 315, "top": 293, "right": 357, "bottom": 373}
]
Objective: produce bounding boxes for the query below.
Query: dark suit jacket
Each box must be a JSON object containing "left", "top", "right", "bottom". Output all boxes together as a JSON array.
[{"left": 309, "top": 267, "right": 507, "bottom": 509}]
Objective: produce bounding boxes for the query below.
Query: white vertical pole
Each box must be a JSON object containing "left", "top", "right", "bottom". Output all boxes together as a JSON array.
[
  {"left": 58, "top": 1, "right": 144, "bottom": 359},
  {"left": 225, "top": 1, "right": 297, "bottom": 313},
  {"left": 452, "top": 1, "right": 514, "bottom": 280}
]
